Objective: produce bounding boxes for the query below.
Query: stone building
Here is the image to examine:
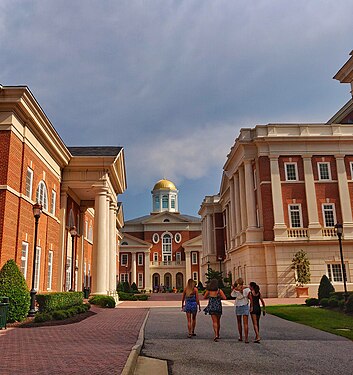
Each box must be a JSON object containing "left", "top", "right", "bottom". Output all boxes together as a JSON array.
[
  {"left": 120, "top": 179, "right": 202, "bottom": 291},
  {"left": 200, "top": 52, "right": 353, "bottom": 297},
  {"left": 0, "top": 86, "right": 126, "bottom": 295}
]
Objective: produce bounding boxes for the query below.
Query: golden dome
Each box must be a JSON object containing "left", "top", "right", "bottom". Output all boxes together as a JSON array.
[{"left": 153, "top": 179, "right": 177, "bottom": 191}]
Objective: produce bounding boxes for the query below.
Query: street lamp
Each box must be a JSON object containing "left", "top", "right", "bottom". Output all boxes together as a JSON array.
[
  {"left": 335, "top": 223, "right": 348, "bottom": 303},
  {"left": 69, "top": 226, "right": 77, "bottom": 292},
  {"left": 207, "top": 260, "right": 210, "bottom": 273},
  {"left": 218, "top": 256, "right": 223, "bottom": 273},
  {"left": 28, "top": 202, "right": 42, "bottom": 317}
]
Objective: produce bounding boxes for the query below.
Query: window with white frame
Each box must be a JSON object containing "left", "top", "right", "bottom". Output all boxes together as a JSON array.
[
  {"left": 322, "top": 204, "right": 336, "bottom": 227},
  {"left": 88, "top": 264, "right": 91, "bottom": 287},
  {"left": 25, "top": 168, "right": 33, "bottom": 199},
  {"left": 20, "top": 242, "right": 28, "bottom": 279},
  {"left": 84, "top": 262, "right": 87, "bottom": 288},
  {"left": 154, "top": 195, "right": 160, "bottom": 209},
  {"left": 121, "top": 273, "right": 129, "bottom": 283},
  {"left": 85, "top": 221, "right": 88, "bottom": 238},
  {"left": 176, "top": 252, "right": 181, "bottom": 264},
  {"left": 121, "top": 254, "right": 128, "bottom": 266},
  {"left": 192, "top": 252, "right": 198, "bottom": 265},
  {"left": 47, "top": 250, "right": 53, "bottom": 290},
  {"left": 171, "top": 195, "right": 176, "bottom": 209},
  {"left": 65, "top": 257, "right": 71, "bottom": 291},
  {"left": 34, "top": 246, "right": 41, "bottom": 291},
  {"left": 36, "top": 181, "right": 48, "bottom": 210},
  {"left": 327, "top": 263, "right": 347, "bottom": 283},
  {"left": 193, "top": 272, "right": 198, "bottom": 282},
  {"left": 138, "top": 253, "right": 143, "bottom": 266},
  {"left": 162, "top": 234, "right": 172, "bottom": 263},
  {"left": 285, "top": 163, "right": 298, "bottom": 181},
  {"left": 51, "top": 190, "right": 56, "bottom": 215},
  {"left": 88, "top": 224, "right": 93, "bottom": 241},
  {"left": 318, "top": 162, "right": 331, "bottom": 180},
  {"left": 138, "top": 273, "right": 143, "bottom": 288},
  {"left": 288, "top": 204, "right": 302, "bottom": 228},
  {"left": 153, "top": 252, "right": 158, "bottom": 263},
  {"left": 162, "top": 195, "right": 168, "bottom": 209}
]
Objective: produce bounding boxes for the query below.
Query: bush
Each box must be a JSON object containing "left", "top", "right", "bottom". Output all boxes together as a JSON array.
[
  {"left": 305, "top": 298, "right": 319, "bottom": 306},
  {"left": 130, "top": 282, "right": 139, "bottom": 293},
  {"left": 0, "top": 259, "right": 30, "bottom": 322},
  {"left": 318, "top": 275, "right": 335, "bottom": 300},
  {"left": 221, "top": 286, "right": 235, "bottom": 300},
  {"left": 328, "top": 297, "right": 339, "bottom": 308},
  {"left": 52, "top": 310, "right": 69, "bottom": 320},
  {"left": 34, "top": 312, "right": 53, "bottom": 323},
  {"left": 36, "top": 292, "right": 83, "bottom": 313},
  {"left": 320, "top": 298, "right": 329, "bottom": 307},
  {"left": 121, "top": 281, "right": 131, "bottom": 293},
  {"left": 118, "top": 291, "right": 137, "bottom": 301},
  {"left": 292, "top": 250, "right": 311, "bottom": 286},
  {"left": 136, "top": 294, "right": 149, "bottom": 301},
  {"left": 88, "top": 295, "right": 116, "bottom": 308},
  {"left": 330, "top": 292, "right": 352, "bottom": 300},
  {"left": 197, "top": 281, "right": 205, "bottom": 291},
  {"left": 346, "top": 294, "right": 353, "bottom": 313},
  {"left": 338, "top": 299, "right": 345, "bottom": 310}
]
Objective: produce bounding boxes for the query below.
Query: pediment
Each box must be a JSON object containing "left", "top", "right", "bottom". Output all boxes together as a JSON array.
[
  {"left": 327, "top": 99, "right": 353, "bottom": 125},
  {"left": 142, "top": 212, "right": 190, "bottom": 224},
  {"left": 183, "top": 234, "right": 202, "bottom": 248},
  {"left": 121, "top": 233, "right": 151, "bottom": 247}
]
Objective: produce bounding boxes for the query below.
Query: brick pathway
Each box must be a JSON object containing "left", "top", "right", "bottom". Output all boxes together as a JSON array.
[{"left": 0, "top": 307, "right": 148, "bottom": 375}]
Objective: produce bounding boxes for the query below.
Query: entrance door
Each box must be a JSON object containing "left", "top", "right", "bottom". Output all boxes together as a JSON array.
[
  {"left": 176, "top": 273, "right": 183, "bottom": 289},
  {"left": 164, "top": 273, "right": 172, "bottom": 289},
  {"left": 153, "top": 273, "right": 160, "bottom": 290}
]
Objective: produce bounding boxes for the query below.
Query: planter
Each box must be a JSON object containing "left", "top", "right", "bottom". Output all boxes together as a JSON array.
[{"left": 296, "top": 286, "right": 309, "bottom": 298}]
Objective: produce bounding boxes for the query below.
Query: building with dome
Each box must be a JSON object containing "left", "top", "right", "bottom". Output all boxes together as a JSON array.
[{"left": 120, "top": 179, "right": 203, "bottom": 291}]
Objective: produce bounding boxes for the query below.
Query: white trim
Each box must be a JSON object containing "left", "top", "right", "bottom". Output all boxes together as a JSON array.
[
  {"left": 318, "top": 162, "right": 332, "bottom": 181},
  {"left": 174, "top": 232, "right": 182, "bottom": 243},
  {"left": 36, "top": 180, "right": 48, "bottom": 211},
  {"left": 20, "top": 242, "right": 29, "bottom": 279},
  {"left": 152, "top": 233, "right": 160, "bottom": 244},
  {"left": 284, "top": 162, "right": 298, "bottom": 181},
  {"left": 191, "top": 252, "right": 198, "bottom": 265},
  {"left": 322, "top": 203, "right": 336, "bottom": 227},
  {"left": 137, "top": 253, "right": 143, "bottom": 266},
  {"left": 121, "top": 253, "right": 128, "bottom": 266},
  {"left": 47, "top": 250, "right": 53, "bottom": 290},
  {"left": 26, "top": 167, "right": 33, "bottom": 199},
  {"left": 51, "top": 190, "right": 56, "bottom": 215},
  {"left": 326, "top": 262, "right": 349, "bottom": 283},
  {"left": 138, "top": 273, "right": 143, "bottom": 288},
  {"left": 34, "top": 246, "right": 41, "bottom": 291},
  {"left": 288, "top": 203, "right": 303, "bottom": 228},
  {"left": 350, "top": 161, "right": 353, "bottom": 180}
]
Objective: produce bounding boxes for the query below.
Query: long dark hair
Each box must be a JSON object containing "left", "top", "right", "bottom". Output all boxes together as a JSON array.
[
  {"left": 250, "top": 281, "right": 260, "bottom": 294},
  {"left": 207, "top": 279, "right": 219, "bottom": 291}
]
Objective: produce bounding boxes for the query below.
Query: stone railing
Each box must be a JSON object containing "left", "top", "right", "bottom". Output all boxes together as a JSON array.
[
  {"left": 150, "top": 261, "right": 185, "bottom": 267},
  {"left": 321, "top": 227, "right": 337, "bottom": 237},
  {"left": 287, "top": 228, "right": 308, "bottom": 238}
]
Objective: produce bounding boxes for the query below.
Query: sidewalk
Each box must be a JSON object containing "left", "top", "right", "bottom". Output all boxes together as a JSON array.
[{"left": 0, "top": 306, "right": 148, "bottom": 375}]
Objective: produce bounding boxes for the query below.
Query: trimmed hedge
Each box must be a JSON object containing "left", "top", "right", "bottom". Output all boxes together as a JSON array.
[
  {"left": 36, "top": 292, "right": 83, "bottom": 312},
  {"left": 328, "top": 297, "right": 339, "bottom": 308},
  {"left": 117, "top": 292, "right": 149, "bottom": 301},
  {"left": 0, "top": 259, "right": 30, "bottom": 322},
  {"left": 330, "top": 292, "right": 352, "bottom": 300},
  {"left": 88, "top": 295, "right": 115, "bottom": 308},
  {"left": 318, "top": 275, "right": 335, "bottom": 300},
  {"left": 34, "top": 303, "right": 90, "bottom": 323},
  {"left": 320, "top": 298, "right": 329, "bottom": 307},
  {"left": 305, "top": 298, "right": 319, "bottom": 306},
  {"left": 346, "top": 294, "right": 353, "bottom": 313}
]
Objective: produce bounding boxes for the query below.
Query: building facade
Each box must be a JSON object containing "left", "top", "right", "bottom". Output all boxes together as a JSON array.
[
  {"left": 0, "top": 86, "right": 126, "bottom": 295},
  {"left": 200, "top": 52, "right": 353, "bottom": 297},
  {"left": 120, "top": 179, "right": 203, "bottom": 291}
]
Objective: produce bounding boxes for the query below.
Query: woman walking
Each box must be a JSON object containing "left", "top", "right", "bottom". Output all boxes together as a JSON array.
[
  {"left": 181, "top": 279, "right": 201, "bottom": 338},
  {"left": 249, "top": 282, "right": 266, "bottom": 343},
  {"left": 204, "top": 279, "right": 227, "bottom": 342},
  {"left": 231, "top": 278, "right": 250, "bottom": 343}
]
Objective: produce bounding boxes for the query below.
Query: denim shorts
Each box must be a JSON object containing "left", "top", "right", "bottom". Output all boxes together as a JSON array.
[{"left": 235, "top": 304, "right": 250, "bottom": 316}]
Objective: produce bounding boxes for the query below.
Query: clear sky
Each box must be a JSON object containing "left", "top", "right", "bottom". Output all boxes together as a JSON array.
[{"left": 1, "top": 1, "right": 353, "bottom": 219}]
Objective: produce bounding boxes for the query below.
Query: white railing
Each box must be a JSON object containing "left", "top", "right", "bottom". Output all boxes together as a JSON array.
[
  {"left": 287, "top": 228, "right": 308, "bottom": 238},
  {"left": 150, "top": 261, "right": 185, "bottom": 267},
  {"left": 322, "top": 227, "right": 337, "bottom": 237}
]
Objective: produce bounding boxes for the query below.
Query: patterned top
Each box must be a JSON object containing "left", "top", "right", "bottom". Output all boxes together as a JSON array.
[
  {"left": 204, "top": 290, "right": 222, "bottom": 316},
  {"left": 184, "top": 294, "right": 198, "bottom": 313}
]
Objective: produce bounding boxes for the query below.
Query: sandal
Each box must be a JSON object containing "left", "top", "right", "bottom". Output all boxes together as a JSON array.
[
  {"left": 238, "top": 338, "right": 243, "bottom": 342},
  {"left": 191, "top": 333, "right": 196, "bottom": 336},
  {"left": 245, "top": 340, "right": 249, "bottom": 344},
  {"left": 187, "top": 334, "right": 192, "bottom": 338},
  {"left": 213, "top": 337, "right": 219, "bottom": 342},
  {"left": 254, "top": 338, "right": 261, "bottom": 343}
]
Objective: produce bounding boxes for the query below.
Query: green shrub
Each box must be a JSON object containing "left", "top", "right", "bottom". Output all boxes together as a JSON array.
[
  {"left": 318, "top": 275, "right": 335, "bottom": 300},
  {"left": 136, "top": 294, "right": 149, "bottom": 301},
  {"left": 0, "top": 259, "right": 30, "bottom": 322},
  {"left": 330, "top": 292, "right": 352, "bottom": 300},
  {"left": 305, "top": 298, "right": 319, "bottom": 306},
  {"left": 52, "top": 310, "right": 69, "bottom": 320},
  {"left": 221, "top": 286, "right": 235, "bottom": 300},
  {"left": 36, "top": 292, "right": 83, "bottom": 312},
  {"left": 88, "top": 295, "right": 116, "bottom": 308},
  {"left": 130, "top": 282, "right": 139, "bottom": 293},
  {"left": 328, "top": 297, "right": 339, "bottom": 308},
  {"left": 346, "top": 294, "right": 353, "bottom": 313},
  {"left": 34, "top": 312, "right": 53, "bottom": 323},
  {"left": 197, "top": 281, "right": 205, "bottom": 291},
  {"left": 118, "top": 291, "right": 137, "bottom": 301},
  {"left": 320, "top": 298, "right": 329, "bottom": 307},
  {"left": 338, "top": 299, "right": 345, "bottom": 310},
  {"left": 121, "top": 281, "right": 131, "bottom": 293}
]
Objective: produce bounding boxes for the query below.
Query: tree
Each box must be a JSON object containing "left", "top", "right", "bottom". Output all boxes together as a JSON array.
[
  {"left": 205, "top": 268, "right": 224, "bottom": 288},
  {"left": 318, "top": 275, "right": 335, "bottom": 300},
  {"left": 130, "top": 282, "right": 139, "bottom": 293},
  {"left": 0, "top": 259, "right": 30, "bottom": 322},
  {"left": 291, "top": 250, "right": 311, "bottom": 286}
]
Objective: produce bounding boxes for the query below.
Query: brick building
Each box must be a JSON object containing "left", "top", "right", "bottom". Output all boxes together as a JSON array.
[
  {"left": 200, "top": 52, "right": 353, "bottom": 297},
  {"left": 120, "top": 179, "right": 202, "bottom": 291},
  {"left": 0, "top": 86, "right": 126, "bottom": 295}
]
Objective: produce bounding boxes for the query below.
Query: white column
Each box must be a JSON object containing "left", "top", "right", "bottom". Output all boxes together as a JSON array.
[
  {"left": 336, "top": 156, "right": 353, "bottom": 238},
  {"left": 229, "top": 176, "right": 236, "bottom": 245},
  {"left": 144, "top": 252, "right": 151, "bottom": 291},
  {"left": 58, "top": 189, "right": 68, "bottom": 291},
  {"left": 105, "top": 196, "right": 110, "bottom": 292},
  {"left": 303, "top": 155, "right": 321, "bottom": 239},
  {"left": 78, "top": 207, "right": 87, "bottom": 291},
  {"left": 109, "top": 202, "right": 117, "bottom": 292},
  {"left": 92, "top": 188, "right": 108, "bottom": 295},
  {"left": 206, "top": 214, "right": 214, "bottom": 254},
  {"left": 185, "top": 251, "right": 192, "bottom": 281},
  {"left": 239, "top": 164, "right": 248, "bottom": 231},
  {"left": 132, "top": 253, "right": 137, "bottom": 284},
  {"left": 270, "top": 156, "right": 287, "bottom": 239},
  {"left": 234, "top": 173, "right": 241, "bottom": 236},
  {"left": 244, "top": 160, "right": 257, "bottom": 228}
]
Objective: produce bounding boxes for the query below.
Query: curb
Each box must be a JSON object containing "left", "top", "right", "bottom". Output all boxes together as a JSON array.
[{"left": 120, "top": 309, "right": 150, "bottom": 375}]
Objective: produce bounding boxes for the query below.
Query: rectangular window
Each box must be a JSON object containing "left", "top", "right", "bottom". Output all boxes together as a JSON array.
[
  {"left": 84, "top": 262, "right": 87, "bottom": 288},
  {"left": 327, "top": 263, "right": 347, "bottom": 283},
  {"left": 289, "top": 204, "right": 302, "bottom": 228},
  {"left": 176, "top": 252, "right": 181, "bottom": 264},
  {"left": 20, "top": 242, "right": 29, "bottom": 279},
  {"left": 51, "top": 190, "right": 56, "bottom": 215},
  {"left": 121, "top": 254, "right": 128, "bottom": 266},
  {"left": 65, "top": 257, "right": 71, "bottom": 291},
  {"left": 193, "top": 272, "right": 198, "bottom": 282},
  {"left": 47, "top": 250, "right": 53, "bottom": 290},
  {"left": 88, "top": 264, "right": 91, "bottom": 287},
  {"left": 138, "top": 253, "right": 143, "bottom": 266},
  {"left": 34, "top": 246, "right": 41, "bottom": 291},
  {"left": 85, "top": 221, "right": 88, "bottom": 238},
  {"left": 154, "top": 195, "right": 160, "bottom": 209},
  {"left": 285, "top": 163, "right": 298, "bottom": 181},
  {"left": 121, "top": 273, "right": 129, "bottom": 283},
  {"left": 138, "top": 273, "right": 143, "bottom": 288},
  {"left": 162, "top": 195, "right": 168, "bottom": 209},
  {"left": 318, "top": 162, "right": 331, "bottom": 180},
  {"left": 153, "top": 252, "right": 158, "bottom": 263},
  {"left": 192, "top": 252, "right": 198, "bottom": 265},
  {"left": 171, "top": 196, "right": 176, "bottom": 209},
  {"left": 322, "top": 204, "right": 335, "bottom": 227},
  {"left": 25, "top": 168, "right": 33, "bottom": 198}
]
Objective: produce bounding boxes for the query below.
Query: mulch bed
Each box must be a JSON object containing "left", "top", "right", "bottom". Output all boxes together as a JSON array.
[{"left": 7, "top": 310, "right": 96, "bottom": 328}]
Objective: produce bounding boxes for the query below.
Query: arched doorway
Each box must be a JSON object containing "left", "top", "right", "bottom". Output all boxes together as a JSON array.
[
  {"left": 176, "top": 273, "right": 184, "bottom": 289},
  {"left": 164, "top": 273, "right": 172, "bottom": 289},
  {"left": 152, "top": 273, "right": 160, "bottom": 291}
]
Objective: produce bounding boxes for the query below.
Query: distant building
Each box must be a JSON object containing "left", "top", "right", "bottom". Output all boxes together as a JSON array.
[
  {"left": 0, "top": 86, "right": 126, "bottom": 295},
  {"left": 120, "top": 179, "right": 203, "bottom": 291},
  {"left": 200, "top": 51, "right": 353, "bottom": 297}
]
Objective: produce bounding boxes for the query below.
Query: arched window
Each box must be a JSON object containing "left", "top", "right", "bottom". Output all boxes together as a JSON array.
[
  {"left": 121, "top": 241, "right": 128, "bottom": 245},
  {"left": 36, "top": 181, "right": 48, "bottom": 210},
  {"left": 162, "top": 234, "right": 172, "bottom": 264},
  {"left": 162, "top": 195, "right": 168, "bottom": 209}
]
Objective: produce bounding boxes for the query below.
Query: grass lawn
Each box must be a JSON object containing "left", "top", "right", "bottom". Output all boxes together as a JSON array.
[{"left": 267, "top": 304, "right": 353, "bottom": 341}]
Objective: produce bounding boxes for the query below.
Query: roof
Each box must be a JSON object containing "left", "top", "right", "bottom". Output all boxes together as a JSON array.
[
  {"left": 124, "top": 213, "right": 200, "bottom": 225},
  {"left": 153, "top": 179, "right": 177, "bottom": 191},
  {"left": 68, "top": 146, "right": 123, "bottom": 157}
]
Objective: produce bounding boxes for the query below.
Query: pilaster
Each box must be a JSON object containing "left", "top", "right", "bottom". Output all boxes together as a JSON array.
[
  {"left": 144, "top": 252, "right": 151, "bottom": 291},
  {"left": 109, "top": 201, "right": 117, "bottom": 291},
  {"left": 58, "top": 189, "right": 68, "bottom": 291}
]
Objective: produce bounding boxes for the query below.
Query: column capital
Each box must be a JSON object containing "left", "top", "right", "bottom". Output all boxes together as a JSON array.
[
  {"left": 302, "top": 154, "right": 312, "bottom": 160},
  {"left": 269, "top": 155, "right": 279, "bottom": 161},
  {"left": 243, "top": 159, "right": 253, "bottom": 165},
  {"left": 335, "top": 154, "right": 345, "bottom": 160}
]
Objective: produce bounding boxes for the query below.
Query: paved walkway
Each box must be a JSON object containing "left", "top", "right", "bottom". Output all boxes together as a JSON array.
[
  {"left": 142, "top": 307, "right": 353, "bottom": 375},
  {"left": 0, "top": 307, "right": 147, "bottom": 375}
]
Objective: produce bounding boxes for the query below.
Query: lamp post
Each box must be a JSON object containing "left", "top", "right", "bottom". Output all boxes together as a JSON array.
[
  {"left": 28, "top": 203, "right": 42, "bottom": 317},
  {"left": 207, "top": 261, "right": 210, "bottom": 273},
  {"left": 334, "top": 223, "right": 348, "bottom": 303},
  {"left": 69, "top": 226, "right": 77, "bottom": 292}
]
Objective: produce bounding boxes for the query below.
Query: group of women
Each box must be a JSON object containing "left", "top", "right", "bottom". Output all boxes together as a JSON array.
[{"left": 181, "top": 277, "right": 266, "bottom": 342}]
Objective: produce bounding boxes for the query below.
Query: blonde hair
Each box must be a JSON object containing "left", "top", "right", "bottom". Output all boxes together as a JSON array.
[
  {"left": 185, "top": 278, "right": 196, "bottom": 297},
  {"left": 235, "top": 278, "right": 244, "bottom": 287}
]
